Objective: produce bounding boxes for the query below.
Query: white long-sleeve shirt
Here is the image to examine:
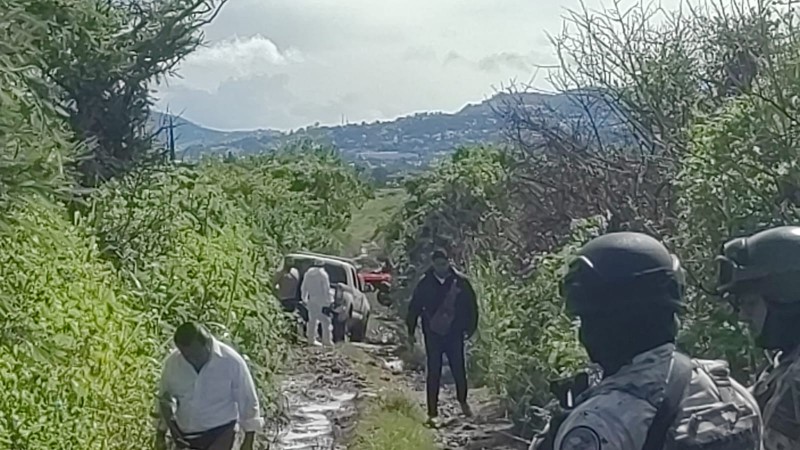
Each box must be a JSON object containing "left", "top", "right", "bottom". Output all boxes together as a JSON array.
[
  {"left": 157, "top": 338, "right": 263, "bottom": 434},
  {"left": 301, "top": 267, "right": 332, "bottom": 307}
]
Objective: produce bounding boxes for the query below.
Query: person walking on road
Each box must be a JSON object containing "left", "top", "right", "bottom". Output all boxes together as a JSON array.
[
  {"left": 532, "top": 232, "right": 761, "bottom": 450},
  {"left": 716, "top": 226, "right": 800, "bottom": 450},
  {"left": 406, "top": 249, "right": 478, "bottom": 424},
  {"left": 155, "top": 322, "right": 263, "bottom": 450},
  {"left": 302, "top": 259, "right": 334, "bottom": 347}
]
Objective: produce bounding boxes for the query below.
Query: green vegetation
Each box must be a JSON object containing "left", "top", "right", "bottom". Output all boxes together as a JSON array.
[
  {"left": 0, "top": 0, "right": 369, "bottom": 447},
  {"left": 385, "top": 0, "right": 800, "bottom": 437},
  {"left": 341, "top": 188, "right": 406, "bottom": 256},
  {"left": 340, "top": 346, "right": 437, "bottom": 450},
  {"left": 8, "top": 0, "right": 800, "bottom": 445},
  {"left": 348, "top": 391, "right": 437, "bottom": 450}
]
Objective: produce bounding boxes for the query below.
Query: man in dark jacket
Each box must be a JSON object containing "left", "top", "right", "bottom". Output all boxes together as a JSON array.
[{"left": 407, "top": 249, "right": 479, "bottom": 423}]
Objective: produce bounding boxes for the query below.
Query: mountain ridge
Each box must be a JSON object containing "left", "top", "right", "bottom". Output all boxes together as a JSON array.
[{"left": 151, "top": 90, "right": 618, "bottom": 166}]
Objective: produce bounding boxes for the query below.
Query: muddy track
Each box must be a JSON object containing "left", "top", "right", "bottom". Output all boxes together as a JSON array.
[{"left": 261, "top": 293, "right": 532, "bottom": 450}]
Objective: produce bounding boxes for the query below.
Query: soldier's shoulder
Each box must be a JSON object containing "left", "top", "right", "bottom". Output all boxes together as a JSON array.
[
  {"left": 557, "top": 426, "right": 603, "bottom": 450},
  {"left": 557, "top": 390, "right": 648, "bottom": 449}
]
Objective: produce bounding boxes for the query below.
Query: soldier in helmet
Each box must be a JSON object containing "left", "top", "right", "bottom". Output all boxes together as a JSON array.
[
  {"left": 534, "top": 232, "right": 761, "bottom": 450},
  {"left": 716, "top": 225, "right": 800, "bottom": 450}
]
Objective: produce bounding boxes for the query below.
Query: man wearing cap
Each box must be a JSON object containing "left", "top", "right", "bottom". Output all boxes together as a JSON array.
[{"left": 407, "top": 249, "right": 479, "bottom": 423}]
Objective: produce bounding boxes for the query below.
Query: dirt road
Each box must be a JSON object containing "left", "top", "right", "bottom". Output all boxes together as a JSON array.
[{"left": 262, "top": 299, "right": 531, "bottom": 450}]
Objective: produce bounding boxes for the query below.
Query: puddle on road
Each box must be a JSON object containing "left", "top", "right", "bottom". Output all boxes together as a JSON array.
[{"left": 266, "top": 374, "right": 357, "bottom": 450}]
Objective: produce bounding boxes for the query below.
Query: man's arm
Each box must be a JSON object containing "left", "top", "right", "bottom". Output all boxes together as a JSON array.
[
  {"left": 300, "top": 274, "right": 310, "bottom": 302},
  {"left": 406, "top": 276, "right": 425, "bottom": 336},
  {"left": 233, "top": 353, "right": 264, "bottom": 450},
  {"left": 462, "top": 278, "right": 479, "bottom": 339},
  {"left": 321, "top": 271, "right": 332, "bottom": 302},
  {"left": 155, "top": 357, "right": 183, "bottom": 450}
]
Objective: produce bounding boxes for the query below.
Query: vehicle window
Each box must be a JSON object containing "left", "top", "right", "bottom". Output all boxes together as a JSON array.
[{"left": 324, "top": 263, "right": 347, "bottom": 285}]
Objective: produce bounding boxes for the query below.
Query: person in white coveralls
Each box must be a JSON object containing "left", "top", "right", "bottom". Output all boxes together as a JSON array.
[{"left": 301, "top": 260, "right": 334, "bottom": 346}]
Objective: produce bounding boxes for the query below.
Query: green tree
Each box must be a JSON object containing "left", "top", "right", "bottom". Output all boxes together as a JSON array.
[{"left": 22, "top": 0, "right": 228, "bottom": 185}]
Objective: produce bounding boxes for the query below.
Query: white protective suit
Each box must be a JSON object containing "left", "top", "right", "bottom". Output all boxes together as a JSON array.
[{"left": 301, "top": 266, "right": 334, "bottom": 346}]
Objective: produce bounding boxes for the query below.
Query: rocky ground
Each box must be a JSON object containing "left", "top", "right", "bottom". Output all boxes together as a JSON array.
[{"left": 262, "top": 297, "right": 531, "bottom": 450}]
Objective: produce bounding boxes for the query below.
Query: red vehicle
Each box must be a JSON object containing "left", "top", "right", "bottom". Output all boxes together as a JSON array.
[
  {"left": 359, "top": 271, "right": 392, "bottom": 285},
  {"left": 358, "top": 266, "right": 393, "bottom": 306}
]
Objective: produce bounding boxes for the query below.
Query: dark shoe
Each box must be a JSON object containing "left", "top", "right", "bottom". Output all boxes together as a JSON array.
[
  {"left": 460, "top": 402, "right": 473, "bottom": 418},
  {"left": 426, "top": 414, "right": 440, "bottom": 428}
]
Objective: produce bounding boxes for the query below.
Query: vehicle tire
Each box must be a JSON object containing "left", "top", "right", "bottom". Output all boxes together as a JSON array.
[
  {"left": 349, "top": 312, "right": 369, "bottom": 343},
  {"left": 377, "top": 291, "right": 392, "bottom": 307},
  {"left": 377, "top": 281, "right": 391, "bottom": 293}
]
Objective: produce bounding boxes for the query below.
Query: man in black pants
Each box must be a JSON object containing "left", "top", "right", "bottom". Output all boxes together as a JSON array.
[{"left": 407, "top": 249, "right": 479, "bottom": 424}]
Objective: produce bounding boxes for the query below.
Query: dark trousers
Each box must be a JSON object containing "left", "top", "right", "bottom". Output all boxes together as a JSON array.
[
  {"left": 176, "top": 420, "right": 236, "bottom": 450},
  {"left": 424, "top": 332, "right": 468, "bottom": 417}
]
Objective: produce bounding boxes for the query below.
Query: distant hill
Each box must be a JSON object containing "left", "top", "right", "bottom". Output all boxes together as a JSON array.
[
  {"left": 151, "top": 90, "right": 624, "bottom": 168},
  {"left": 149, "top": 112, "right": 282, "bottom": 149}
]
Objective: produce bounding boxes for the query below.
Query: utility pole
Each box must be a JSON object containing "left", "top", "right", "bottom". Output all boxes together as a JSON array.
[{"left": 167, "top": 114, "right": 176, "bottom": 162}]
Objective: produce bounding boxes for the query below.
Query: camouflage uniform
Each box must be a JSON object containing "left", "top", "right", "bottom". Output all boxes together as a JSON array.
[
  {"left": 555, "top": 343, "right": 761, "bottom": 450},
  {"left": 715, "top": 226, "right": 800, "bottom": 450},
  {"left": 752, "top": 348, "right": 800, "bottom": 450}
]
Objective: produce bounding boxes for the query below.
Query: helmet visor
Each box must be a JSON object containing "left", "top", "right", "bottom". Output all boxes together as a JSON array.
[{"left": 715, "top": 255, "right": 769, "bottom": 297}]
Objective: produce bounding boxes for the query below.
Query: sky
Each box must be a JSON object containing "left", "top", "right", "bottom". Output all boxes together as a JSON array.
[{"left": 154, "top": 0, "right": 684, "bottom": 132}]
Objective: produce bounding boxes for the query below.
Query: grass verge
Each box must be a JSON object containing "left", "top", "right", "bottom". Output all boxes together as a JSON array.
[
  {"left": 349, "top": 390, "right": 437, "bottom": 450},
  {"left": 340, "top": 188, "right": 407, "bottom": 255},
  {"left": 341, "top": 345, "right": 437, "bottom": 450}
]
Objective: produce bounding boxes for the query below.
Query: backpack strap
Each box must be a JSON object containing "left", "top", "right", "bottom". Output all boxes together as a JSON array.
[{"left": 642, "top": 352, "right": 693, "bottom": 450}]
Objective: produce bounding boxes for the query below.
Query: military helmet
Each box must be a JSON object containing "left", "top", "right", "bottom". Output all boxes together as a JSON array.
[
  {"left": 563, "top": 232, "right": 685, "bottom": 316},
  {"left": 716, "top": 226, "right": 800, "bottom": 303}
]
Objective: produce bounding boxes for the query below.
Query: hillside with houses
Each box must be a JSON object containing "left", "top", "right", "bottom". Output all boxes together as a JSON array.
[{"left": 153, "top": 91, "right": 616, "bottom": 171}]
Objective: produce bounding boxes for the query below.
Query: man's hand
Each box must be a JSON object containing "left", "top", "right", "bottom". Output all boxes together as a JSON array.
[
  {"left": 154, "top": 430, "right": 167, "bottom": 450},
  {"left": 241, "top": 432, "right": 255, "bottom": 450},
  {"left": 166, "top": 420, "right": 191, "bottom": 449}
]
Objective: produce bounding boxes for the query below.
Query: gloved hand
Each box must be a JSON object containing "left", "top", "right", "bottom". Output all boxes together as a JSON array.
[{"left": 531, "top": 409, "right": 570, "bottom": 450}]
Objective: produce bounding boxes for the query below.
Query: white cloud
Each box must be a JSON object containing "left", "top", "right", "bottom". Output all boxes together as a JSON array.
[
  {"left": 190, "top": 35, "right": 302, "bottom": 67},
  {"left": 166, "top": 35, "right": 301, "bottom": 91},
  {"left": 156, "top": 0, "right": 696, "bottom": 131}
]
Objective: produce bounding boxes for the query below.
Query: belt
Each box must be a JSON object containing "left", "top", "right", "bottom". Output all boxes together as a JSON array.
[{"left": 175, "top": 420, "right": 236, "bottom": 450}]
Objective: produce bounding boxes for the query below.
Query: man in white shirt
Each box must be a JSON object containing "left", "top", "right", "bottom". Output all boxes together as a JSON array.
[
  {"left": 301, "top": 260, "right": 334, "bottom": 346},
  {"left": 155, "top": 322, "right": 263, "bottom": 450}
]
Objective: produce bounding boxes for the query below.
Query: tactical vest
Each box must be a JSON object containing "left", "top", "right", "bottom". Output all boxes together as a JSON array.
[
  {"left": 753, "top": 348, "right": 800, "bottom": 450},
  {"left": 533, "top": 354, "right": 761, "bottom": 450}
]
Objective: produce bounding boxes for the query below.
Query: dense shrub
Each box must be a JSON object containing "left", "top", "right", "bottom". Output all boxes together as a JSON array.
[{"left": 0, "top": 198, "right": 154, "bottom": 449}]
